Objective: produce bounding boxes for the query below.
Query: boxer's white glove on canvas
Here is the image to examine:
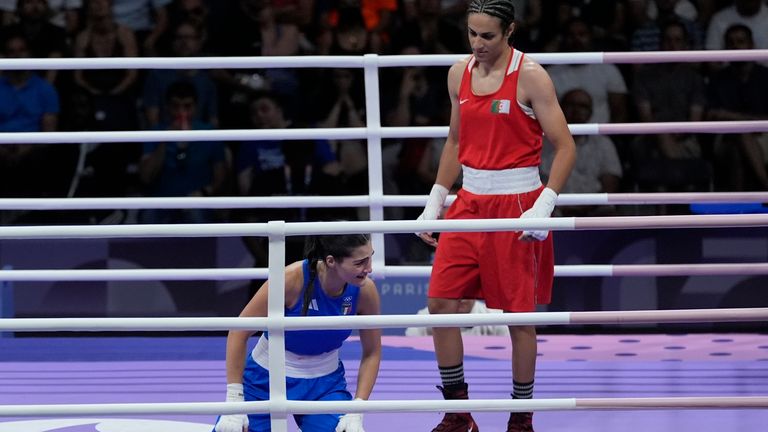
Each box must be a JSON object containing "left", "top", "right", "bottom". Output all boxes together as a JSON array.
[
  {"left": 335, "top": 399, "right": 365, "bottom": 432},
  {"left": 214, "top": 383, "right": 249, "bottom": 432}
]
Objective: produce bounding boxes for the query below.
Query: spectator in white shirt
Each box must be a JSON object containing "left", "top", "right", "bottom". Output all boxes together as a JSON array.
[
  {"left": 705, "top": 0, "right": 768, "bottom": 52},
  {"left": 547, "top": 17, "right": 628, "bottom": 124}
]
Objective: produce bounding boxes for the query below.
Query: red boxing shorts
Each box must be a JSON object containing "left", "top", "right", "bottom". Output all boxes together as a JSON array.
[{"left": 428, "top": 186, "right": 554, "bottom": 312}]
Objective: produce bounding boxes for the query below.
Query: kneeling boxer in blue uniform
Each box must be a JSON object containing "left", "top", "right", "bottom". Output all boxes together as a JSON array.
[{"left": 214, "top": 233, "right": 381, "bottom": 432}]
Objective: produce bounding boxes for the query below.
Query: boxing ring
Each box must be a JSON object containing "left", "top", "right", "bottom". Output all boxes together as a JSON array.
[{"left": 1, "top": 49, "right": 768, "bottom": 431}]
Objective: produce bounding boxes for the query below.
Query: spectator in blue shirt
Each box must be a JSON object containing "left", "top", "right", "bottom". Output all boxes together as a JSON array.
[
  {"left": 142, "top": 20, "right": 218, "bottom": 129},
  {"left": 0, "top": 33, "right": 58, "bottom": 133},
  {"left": 138, "top": 80, "right": 228, "bottom": 223},
  {"left": 0, "top": 32, "right": 72, "bottom": 201}
]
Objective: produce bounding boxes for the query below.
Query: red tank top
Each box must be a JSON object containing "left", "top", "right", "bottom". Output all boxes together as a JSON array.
[{"left": 458, "top": 49, "right": 543, "bottom": 170}]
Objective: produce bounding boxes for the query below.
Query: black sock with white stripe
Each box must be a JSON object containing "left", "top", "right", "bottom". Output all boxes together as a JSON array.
[
  {"left": 512, "top": 379, "right": 534, "bottom": 399},
  {"left": 439, "top": 363, "right": 465, "bottom": 389}
]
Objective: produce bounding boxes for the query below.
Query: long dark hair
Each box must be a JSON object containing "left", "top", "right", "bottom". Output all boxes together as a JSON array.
[{"left": 300, "top": 233, "right": 371, "bottom": 316}]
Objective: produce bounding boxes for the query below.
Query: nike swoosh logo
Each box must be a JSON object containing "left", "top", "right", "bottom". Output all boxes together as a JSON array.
[
  {"left": 467, "top": 421, "right": 475, "bottom": 432},
  {"left": 459, "top": 99, "right": 469, "bottom": 104}
]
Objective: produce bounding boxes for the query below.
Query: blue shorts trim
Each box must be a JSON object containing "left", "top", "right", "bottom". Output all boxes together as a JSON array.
[{"left": 243, "top": 354, "right": 352, "bottom": 431}]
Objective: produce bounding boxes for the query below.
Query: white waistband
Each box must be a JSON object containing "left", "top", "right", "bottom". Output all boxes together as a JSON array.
[
  {"left": 461, "top": 165, "right": 542, "bottom": 194},
  {"left": 251, "top": 336, "right": 340, "bottom": 378}
]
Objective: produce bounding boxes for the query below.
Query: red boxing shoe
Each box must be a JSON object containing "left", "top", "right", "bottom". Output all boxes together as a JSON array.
[
  {"left": 506, "top": 412, "right": 534, "bottom": 432},
  {"left": 431, "top": 384, "right": 480, "bottom": 432}
]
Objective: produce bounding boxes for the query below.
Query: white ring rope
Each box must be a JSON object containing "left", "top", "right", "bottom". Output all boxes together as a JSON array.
[
  {"left": 2, "top": 50, "right": 766, "bottom": 427},
  {"left": 2, "top": 262, "right": 768, "bottom": 281},
  {"left": 0, "top": 307, "right": 765, "bottom": 332},
  {"left": 0, "top": 191, "right": 766, "bottom": 210},
  {"left": 560, "top": 192, "right": 768, "bottom": 206},
  {"left": 0, "top": 397, "right": 767, "bottom": 418},
  {"left": 0, "top": 50, "right": 766, "bottom": 71},
  {"left": 0, "top": 215, "right": 765, "bottom": 239},
  {"left": 0, "top": 121, "right": 766, "bottom": 145},
  {"left": 379, "top": 121, "right": 768, "bottom": 137}
]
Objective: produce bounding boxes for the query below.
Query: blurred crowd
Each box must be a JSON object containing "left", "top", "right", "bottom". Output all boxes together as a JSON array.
[{"left": 0, "top": 0, "right": 767, "bottom": 263}]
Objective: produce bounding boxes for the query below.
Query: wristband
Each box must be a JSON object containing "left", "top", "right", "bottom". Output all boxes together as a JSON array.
[{"left": 226, "top": 383, "right": 244, "bottom": 402}]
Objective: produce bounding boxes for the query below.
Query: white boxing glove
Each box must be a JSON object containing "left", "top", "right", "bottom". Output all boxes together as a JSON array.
[
  {"left": 416, "top": 184, "right": 449, "bottom": 239},
  {"left": 214, "top": 383, "right": 249, "bottom": 432},
  {"left": 335, "top": 399, "right": 365, "bottom": 432},
  {"left": 519, "top": 187, "right": 558, "bottom": 241}
]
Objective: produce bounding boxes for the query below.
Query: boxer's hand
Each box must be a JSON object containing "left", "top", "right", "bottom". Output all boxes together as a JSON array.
[
  {"left": 416, "top": 184, "right": 449, "bottom": 247},
  {"left": 519, "top": 188, "right": 557, "bottom": 241}
]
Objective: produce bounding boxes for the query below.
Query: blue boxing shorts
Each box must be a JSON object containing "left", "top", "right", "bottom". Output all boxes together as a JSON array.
[{"left": 242, "top": 353, "right": 352, "bottom": 431}]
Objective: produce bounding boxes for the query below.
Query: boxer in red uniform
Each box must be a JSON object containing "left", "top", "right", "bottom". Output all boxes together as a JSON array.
[{"left": 416, "top": 1, "right": 576, "bottom": 430}]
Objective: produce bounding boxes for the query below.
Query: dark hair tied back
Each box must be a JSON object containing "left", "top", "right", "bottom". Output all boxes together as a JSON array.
[
  {"left": 467, "top": 0, "right": 516, "bottom": 39},
  {"left": 300, "top": 233, "right": 371, "bottom": 316}
]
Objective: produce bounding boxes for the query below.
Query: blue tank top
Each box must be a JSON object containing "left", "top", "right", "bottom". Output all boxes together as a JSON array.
[{"left": 265, "top": 259, "right": 361, "bottom": 356}]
